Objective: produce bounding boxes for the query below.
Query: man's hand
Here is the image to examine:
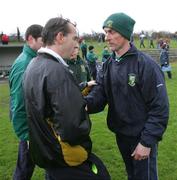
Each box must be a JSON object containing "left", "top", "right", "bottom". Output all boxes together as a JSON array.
[
  {"left": 131, "top": 143, "right": 151, "bottom": 160},
  {"left": 87, "top": 80, "right": 97, "bottom": 87}
]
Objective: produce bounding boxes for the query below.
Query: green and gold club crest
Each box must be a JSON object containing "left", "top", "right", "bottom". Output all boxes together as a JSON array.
[
  {"left": 128, "top": 73, "right": 136, "bottom": 87},
  {"left": 106, "top": 20, "right": 113, "bottom": 28}
]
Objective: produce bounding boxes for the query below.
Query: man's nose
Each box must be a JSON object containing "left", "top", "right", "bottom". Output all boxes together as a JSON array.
[{"left": 105, "top": 34, "right": 109, "bottom": 41}]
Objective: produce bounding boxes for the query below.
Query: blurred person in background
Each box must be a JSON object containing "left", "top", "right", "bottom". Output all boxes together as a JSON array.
[
  {"left": 160, "top": 42, "right": 172, "bottom": 79},
  {"left": 87, "top": 45, "right": 98, "bottom": 80},
  {"left": 66, "top": 42, "right": 96, "bottom": 95}
]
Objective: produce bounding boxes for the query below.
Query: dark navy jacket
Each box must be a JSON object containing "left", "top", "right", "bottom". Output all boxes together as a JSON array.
[{"left": 86, "top": 44, "right": 169, "bottom": 147}]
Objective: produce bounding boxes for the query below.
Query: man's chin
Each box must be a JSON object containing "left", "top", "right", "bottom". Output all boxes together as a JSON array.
[{"left": 109, "top": 47, "right": 115, "bottom": 51}]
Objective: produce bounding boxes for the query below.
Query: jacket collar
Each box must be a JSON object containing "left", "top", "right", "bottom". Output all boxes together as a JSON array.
[
  {"left": 23, "top": 44, "right": 37, "bottom": 58},
  {"left": 38, "top": 47, "right": 68, "bottom": 67},
  {"left": 112, "top": 43, "right": 138, "bottom": 60}
]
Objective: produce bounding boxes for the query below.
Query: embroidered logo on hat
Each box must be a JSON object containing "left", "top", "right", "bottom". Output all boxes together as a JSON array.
[
  {"left": 106, "top": 20, "right": 113, "bottom": 28},
  {"left": 128, "top": 73, "right": 136, "bottom": 87}
]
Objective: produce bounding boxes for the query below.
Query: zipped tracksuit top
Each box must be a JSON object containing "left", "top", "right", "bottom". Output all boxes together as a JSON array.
[
  {"left": 9, "top": 44, "right": 37, "bottom": 140},
  {"left": 86, "top": 44, "right": 169, "bottom": 147}
]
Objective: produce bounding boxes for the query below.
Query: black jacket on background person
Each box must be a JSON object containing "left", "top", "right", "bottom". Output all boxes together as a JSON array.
[
  {"left": 23, "top": 52, "right": 92, "bottom": 168},
  {"left": 86, "top": 44, "right": 169, "bottom": 148}
]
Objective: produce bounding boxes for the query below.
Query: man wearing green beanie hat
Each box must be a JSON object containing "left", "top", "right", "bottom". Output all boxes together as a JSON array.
[
  {"left": 103, "top": 12, "right": 135, "bottom": 41},
  {"left": 85, "top": 12, "right": 169, "bottom": 180}
]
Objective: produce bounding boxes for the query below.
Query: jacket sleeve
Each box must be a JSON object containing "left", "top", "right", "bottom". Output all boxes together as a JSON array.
[
  {"left": 79, "top": 81, "right": 87, "bottom": 91},
  {"left": 139, "top": 57, "right": 169, "bottom": 147},
  {"left": 47, "top": 66, "right": 91, "bottom": 145},
  {"left": 85, "top": 66, "right": 107, "bottom": 113}
]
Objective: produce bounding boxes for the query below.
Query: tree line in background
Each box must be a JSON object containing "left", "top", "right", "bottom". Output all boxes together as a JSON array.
[
  {"left": 1, "top": 28, "right": 177, "bottom": 43},
  {"left": 81, "top": 30, "right": 177, "bottom": 42}
]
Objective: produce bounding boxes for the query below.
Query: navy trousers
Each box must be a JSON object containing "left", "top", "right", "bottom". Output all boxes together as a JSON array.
[
  {"left": 116, "top": 134, "right": 158, "bottom": 180},
  {"left": 13, "top": 140, "right": 35, "bottom": 180},
  {"left": 46, "top": 153, "right": 110, "bottom": 180}
]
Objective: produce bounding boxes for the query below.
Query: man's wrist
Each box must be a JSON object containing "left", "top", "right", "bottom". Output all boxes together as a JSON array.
[
  {"left": 140, "top": 140, "right": 151, "bottom": 148},
  {"left": 86, "top": 82, "right": 88, "bottom": 87}
]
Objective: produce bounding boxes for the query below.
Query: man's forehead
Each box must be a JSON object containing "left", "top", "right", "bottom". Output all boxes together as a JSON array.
[
  {"left": 104, "top": 27, "right": 113, "bottom": 31},
  {"left": 69, "top": 24, "right": 79, "bottom": 36}
]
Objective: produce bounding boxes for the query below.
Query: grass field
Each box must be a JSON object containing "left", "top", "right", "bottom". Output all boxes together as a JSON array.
[{"left": 1, "top": 54, "right": 177, "bottom": 179}]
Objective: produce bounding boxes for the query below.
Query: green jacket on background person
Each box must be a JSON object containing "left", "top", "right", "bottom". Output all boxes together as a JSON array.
[
  {"left": 67, "top": 55, "right": 91, "bottom": 84},
  {"left": 87, "top": 51, "right": 97, "bottom": 64},
  {"left": 102, "top": 49, "right": 111, "bottom": 63},
  {"left": 9, "top": 44, "right": 37, "bottom": 140}
]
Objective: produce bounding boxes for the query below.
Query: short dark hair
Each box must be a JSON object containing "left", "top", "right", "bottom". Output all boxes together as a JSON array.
[
  {"left": 25, "top": 24, "right": 43, "bottom": 41},
  {"left": 88, "top": 45, "right": 94, "bottom": 51},
  {"left": 42, "top": 17, "right": 75, "bottom": 46}
]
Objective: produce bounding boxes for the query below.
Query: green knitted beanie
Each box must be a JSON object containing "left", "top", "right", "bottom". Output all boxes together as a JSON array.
[{"left": 103, "top": 12, "right": 135, "bottom": 40}]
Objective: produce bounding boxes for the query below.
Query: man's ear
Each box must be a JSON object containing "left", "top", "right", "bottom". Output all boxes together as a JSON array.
[
  {"left": 27, "top": 35, "right": 35, "bottom": 47},
  {"left": 56, "top": 32, "right": 64, "bottom": 44},
  {"left": 27, "top": 35, "right": 34, "bottom": 42}
]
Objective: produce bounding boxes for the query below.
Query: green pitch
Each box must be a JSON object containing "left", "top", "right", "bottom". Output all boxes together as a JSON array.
[{"left": 0, "top": 62, "right": 177, "bottom": 180}]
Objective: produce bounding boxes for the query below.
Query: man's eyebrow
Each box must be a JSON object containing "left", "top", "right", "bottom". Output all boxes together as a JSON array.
[{"left": 107, "top": 29, "right": 115, "bottom": 33}]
